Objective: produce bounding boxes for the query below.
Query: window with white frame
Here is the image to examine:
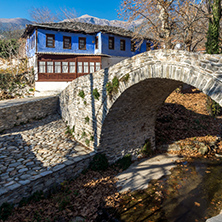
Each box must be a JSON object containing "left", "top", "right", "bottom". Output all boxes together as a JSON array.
[
  {"left": 55, "top": 62, "right": 61, "bottom": 73},
  {"left": 78, "top": 62, "right": 83, "bottom": 73},
  {"left": 69, "top": 62, "right": 75, "bottom": 73},
  {"left": 47, "top": 61, "right": 53, "bottom": 73},
  {"left": 39, "top": 61, "right": 45, "bottom": 73},
  {"left": 79, "top": 38, "right": 86, "bottom": 50},
  {"left": 46, "top": 34, "right": 55, "bottom": 48},
  {"left": 62, "top": 62, "right": 68, "bottom": 73},
  {"left": 84, "top": 62, "right": 88, "bottom": 73},
  {"left": 90, "top": 62, "right": 94, "bottom": 73},
  {"left": 95, "top": 62, "right": 100, "bottom": 71}
]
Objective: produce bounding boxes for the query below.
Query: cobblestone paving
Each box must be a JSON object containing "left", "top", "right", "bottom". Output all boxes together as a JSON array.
[{"left": 0, "top": 114, "right": 92, "bottom": 191}]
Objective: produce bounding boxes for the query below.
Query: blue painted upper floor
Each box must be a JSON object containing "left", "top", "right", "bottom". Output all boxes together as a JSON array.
[{"left": 23, "top": 22, "right": 154, "bottom": 58}]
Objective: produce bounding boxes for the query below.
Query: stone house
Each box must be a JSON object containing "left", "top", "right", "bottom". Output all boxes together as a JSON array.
[{"left": 22, "top": 21, "right": 154, "bottom": 96}]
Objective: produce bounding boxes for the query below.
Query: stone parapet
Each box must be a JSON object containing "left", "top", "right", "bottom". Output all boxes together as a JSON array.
[
  {"left": 0, "top": 96, "right": 59, "bottom": 132},
  {"left": 0, "top": 153, "right": 94, "bottom": 206}
]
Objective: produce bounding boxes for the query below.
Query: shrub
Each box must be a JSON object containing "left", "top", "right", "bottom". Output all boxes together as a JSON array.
[
  {"left": 85, "top": 138, "right": 90, "bottom": 146},
  {"left": 123, "top": 73, "right": 130, "bottom": 82},
  {"left": 106, "top": 81, "right": 113, "bottom": 95},
  {"left": 114, "top": 154, "right": 132, "bottom": 170},
  {"left": 206, "top": 96, "right": 221, "bottom": 117},
  {"left": 85, "top": 116, "right": 90, "bottom": 124},
  {"left": 106, "top": 76, "right": 119, "bottom": 95},
  {"left": 92, "top": 88, "right": 100, "bottom": 100},
  {"left": 141, "top": 139, "right": 152, "bottom": 156},
  {"left": 78, "top": 90, "right": 85, "bottom": 99},
  {"left": 0, "top": 202, "right": 14, "bottom": 221},
  {"left": 89, "top": 153, "right": 109, "bottom": 171}
]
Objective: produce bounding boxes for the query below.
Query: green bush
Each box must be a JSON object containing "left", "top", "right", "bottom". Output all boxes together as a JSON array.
[
  {"left": 106, "top": 76, "right": 119, "bottom": 95},
  {"left": 122, "top": 73, "right": 130, "bottom": 82},
  {"left": 89, "top": 153, "right": 109, "bottom": 171},
  {"left": 114, "top": 154, "right": 132, "bottom": 170},
  {"left": 85, "top": 138, "right": 90, "bottom": 146},
  {"left": 0, "top": 202, "right": 13, "bottom": 221},
  {"left": 84, "top": 116, "right": 90, "bottom": 124},
  {"left": 141, "top": 139, "right": 152, "bottom": 156},
  {"left": 0, "top": 39, "right": 19, "bottom": 59},
  {"left": 78, "top": 90, "right": 85, "bottom": 99},
  {"left": 92, "top": 88, "right": 100, "bottom": 100},
  {"left": 106, "top": 81, "right": 113, "bottom": 95},
  {"left": 206, "top": 96, "right": 221, "bottom": 117}
]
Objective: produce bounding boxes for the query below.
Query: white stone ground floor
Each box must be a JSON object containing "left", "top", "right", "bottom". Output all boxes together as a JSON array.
[{"left": 0, "top": 113, "right": 95, "bottom": 205}]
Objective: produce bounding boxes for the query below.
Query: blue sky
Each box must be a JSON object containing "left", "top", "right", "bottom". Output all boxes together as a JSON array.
[{"left": 0, "top": 0, "right": 122, "bottom": 20}]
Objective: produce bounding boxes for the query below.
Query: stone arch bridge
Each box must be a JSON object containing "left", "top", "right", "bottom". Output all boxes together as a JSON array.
[{"left": 59, "top": 49, "right": 222, "bottom": 162}]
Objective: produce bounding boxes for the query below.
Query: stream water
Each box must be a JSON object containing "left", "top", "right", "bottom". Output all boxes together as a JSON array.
[{"left": 110, "top": 158, "right": 222, "bottom": 222}]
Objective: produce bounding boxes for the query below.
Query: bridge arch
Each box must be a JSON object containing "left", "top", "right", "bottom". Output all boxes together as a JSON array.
[{"left": 59, "top": 49, "right": 222, "bottom": 162}]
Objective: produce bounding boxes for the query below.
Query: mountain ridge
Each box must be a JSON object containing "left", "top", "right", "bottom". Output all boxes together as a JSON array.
[
  {"left": 0, "top": 18, "right": 32, "bottom": 30},
  {"left": 0, "top": 15, "right": 143, "bottom": 33}
]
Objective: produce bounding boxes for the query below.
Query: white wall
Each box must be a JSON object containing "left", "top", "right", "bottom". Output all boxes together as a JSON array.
[
  {"left": 101, "top": 56, "right": 127, "bottom": 69},
  {"left": 35, "top": 81, "right": 71, "bottom": 97}
]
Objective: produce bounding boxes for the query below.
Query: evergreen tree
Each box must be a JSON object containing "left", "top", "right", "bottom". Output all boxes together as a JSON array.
[{"left": 206, "top": 0, "right": 221, "bottom": 54}]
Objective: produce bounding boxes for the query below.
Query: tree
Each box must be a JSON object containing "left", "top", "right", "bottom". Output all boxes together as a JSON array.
[
  {"left": 119, "top": 0, "right": 209, "bottom": 51},
  {"left": 0, "top": 39, "right": 19, "bottom": 59},
  {"left": 29, "top": 6, "right": 77, "bottom": 23},
  {"left": 205, "top": 0, "right": 221, "bottom": 54}
]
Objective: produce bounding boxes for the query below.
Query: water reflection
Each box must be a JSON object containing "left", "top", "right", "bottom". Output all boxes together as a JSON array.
[{"left": 113, "top": 159, "right": 222, "bottom": 222}]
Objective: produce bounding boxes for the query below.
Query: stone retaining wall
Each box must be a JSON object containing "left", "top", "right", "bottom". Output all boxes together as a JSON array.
[
  {"left": 0, "top": 96, "right": 59, "bottom": 132},
  {"left": 0, "top": 154, "right": 94, "bottom": 206}
]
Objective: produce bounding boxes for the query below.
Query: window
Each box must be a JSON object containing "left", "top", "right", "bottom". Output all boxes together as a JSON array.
[
  {"left": 131, "top": 41, "right": 136, "bottom": 52},
  {"left": 62, "top": 62, "right": 68, "bottom": 73},
  {"left": 84, "top": 62, "right": 88, "bottom": 73},
  {"left": 120, "top": 39, "right": 125, "bottom": 51},
  {"left": 109, "top": 37, "right": 114, "bottom": 50},
  {"left": 90, "top": 62, "right": 94, "bottom": 73},
  {"left": 63, "top": 36, "right": 71, "bottom": 49},
  {"left": 95, "top": 36, "right": 98, "bottom": 49},
  {"left": 78, "top": 62, "right": 83, "bottom": 73},
  {"left": 47, "top": 61, "right": 53, "bottom": 73},
  {"left": 69, "top": 62, "right": 76, "bottom": 73},
  {"left": 55, "top": 62, "right": 61, "bottom": 73},
  {"left": 46, "top": 34, "right": 55, "bottom": 48},
  {"left": 39, "top": 61, "right": 45, "bottom": 73},
  {"left": 79, "top": 37, "right": 86, "bottom": 50},
  {"left": 96, "top": 62, "right": 100, "bottom": 71},
  {"left": 146, "top": 42, "right": 151, "bottom": 51}
]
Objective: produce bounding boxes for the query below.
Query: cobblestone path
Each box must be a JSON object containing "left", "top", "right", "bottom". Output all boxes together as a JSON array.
[{"left": 0, "top": 114, "right": 92, "bottom": 192}]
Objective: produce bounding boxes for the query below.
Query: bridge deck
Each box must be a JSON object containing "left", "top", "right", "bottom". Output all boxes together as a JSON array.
[{"left": 0, "top": 114, "right": 94, "bottom": 204}]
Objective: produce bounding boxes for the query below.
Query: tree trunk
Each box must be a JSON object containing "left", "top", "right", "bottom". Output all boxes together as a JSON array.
[{"left": 158, "top": 3, "right": 173, "bottom": 49}]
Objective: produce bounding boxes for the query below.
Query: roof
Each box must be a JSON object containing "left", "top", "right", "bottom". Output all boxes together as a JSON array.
[{"left": 22, "top": 21, "right": 139, "bottom": 39}]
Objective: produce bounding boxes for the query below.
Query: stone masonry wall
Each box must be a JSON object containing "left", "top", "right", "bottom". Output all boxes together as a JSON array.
[
  {"left": 0, "top": 155, "right": 92, "bottom": 206},
  {"left": 0, "top": 96, "right": 59, "bottom": 132},
  {"left": 59, "top": 49, "right": 222, "bottom": 162}
]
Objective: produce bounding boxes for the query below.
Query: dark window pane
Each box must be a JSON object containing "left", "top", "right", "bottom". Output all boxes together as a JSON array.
[
  {"left": 109, "top": 37, "right": 114, "bottom": 50},
  {"left": 46, "top": 34, "right": 55, "bottom": 48},
  {"left": 95, "top": 36, "right": 98, "bottom": 49},
  {"left": 79, "top": 38, "right": 86, "bottom": 50},
  {"left": 131, "top": 41, "right": 136, "bottom": 52},
  {"left": 120, "top": 39, "right": 125, "bottom": 51},
  {"left": 63, "top": 36, "right": 71, "bottom": 49}
]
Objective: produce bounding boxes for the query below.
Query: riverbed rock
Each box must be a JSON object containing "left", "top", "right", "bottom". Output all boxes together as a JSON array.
[{"left": 199, "top": 146, "right": 209, "bottom": 155}]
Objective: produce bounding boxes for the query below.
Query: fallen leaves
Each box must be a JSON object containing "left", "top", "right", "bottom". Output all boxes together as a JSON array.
[{"left": 195, "top": 202, "right": 201, "bottom": 207}]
